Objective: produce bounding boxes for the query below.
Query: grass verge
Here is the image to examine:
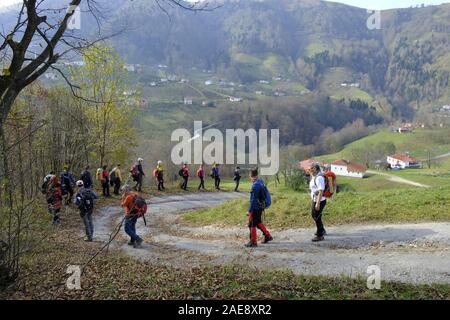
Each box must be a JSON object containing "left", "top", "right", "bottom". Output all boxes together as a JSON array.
[{"left": 183, "top": 184, "right": 450, "bottom": 229}]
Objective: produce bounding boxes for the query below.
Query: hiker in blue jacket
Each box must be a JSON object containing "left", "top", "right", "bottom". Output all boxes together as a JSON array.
[
  {"left": 246, "top": 168, "right": 273, "bottom": 247},
  {"left": 61, "top": 165, "right": 75, "bottom": 204},
  {"left": 212, "top": 163, "right": 221, "bottom": 190}
]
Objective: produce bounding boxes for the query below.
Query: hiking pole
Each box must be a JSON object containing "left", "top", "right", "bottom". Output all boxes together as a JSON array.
[{"left": 142, "top": 215, "right": 147, "bottom": 226}]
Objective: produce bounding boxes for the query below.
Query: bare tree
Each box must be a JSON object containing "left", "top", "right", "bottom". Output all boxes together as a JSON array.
[{"left": 0, "top": 0, "right": 214, "bottom": 130}]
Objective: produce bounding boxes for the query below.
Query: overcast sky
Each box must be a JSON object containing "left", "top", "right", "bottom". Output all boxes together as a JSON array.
[{"left": 0, "top": 0, "right": 449, "bottom": 10}]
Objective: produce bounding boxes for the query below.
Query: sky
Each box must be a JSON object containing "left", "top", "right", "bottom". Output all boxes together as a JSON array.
[{"left": 0, "top": 0, "right": 449, "bottom": 10}]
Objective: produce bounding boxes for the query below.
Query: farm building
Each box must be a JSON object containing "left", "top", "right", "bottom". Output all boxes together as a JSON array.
[
  {"left": 387, "top": 154, "right": 422, "bottom": 169},
  {"left": 298, "top": 159, "right": 326, "bottom": 172},
  {"left": 331, "top": 160, "right": 367, "bottom": 178},
  {"left": 184, "top": 97, "right": 193, "bottom": 105}
]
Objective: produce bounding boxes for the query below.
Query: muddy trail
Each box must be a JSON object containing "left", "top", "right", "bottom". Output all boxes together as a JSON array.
[{"left": 93, "top": 192, "right": 450, "bottom": 285}]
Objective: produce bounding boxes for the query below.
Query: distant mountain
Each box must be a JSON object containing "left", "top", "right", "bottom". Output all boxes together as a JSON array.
[{"left": 1, "top": 0, "right": 449, "bottom": 118}]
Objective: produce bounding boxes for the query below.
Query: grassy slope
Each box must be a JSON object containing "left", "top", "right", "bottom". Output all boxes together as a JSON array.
[
  {"left": 183, "top": 180, "right": 450, "bottom": 229},
  {"left": 318, "top": 128, "right": 450, "bottom": 163}
]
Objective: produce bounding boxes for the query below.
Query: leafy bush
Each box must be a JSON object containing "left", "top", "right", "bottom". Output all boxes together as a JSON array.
[{"left": 286, "top": 169, "right": 307, "bottom": 191}]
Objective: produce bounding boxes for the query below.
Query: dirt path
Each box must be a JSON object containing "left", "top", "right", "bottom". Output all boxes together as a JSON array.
[
  {"left": 367, "top": 170, "right": 431, "bottom": 188},
  {"left": 95, "top": 192, "right": 450, "bottom": 285}
]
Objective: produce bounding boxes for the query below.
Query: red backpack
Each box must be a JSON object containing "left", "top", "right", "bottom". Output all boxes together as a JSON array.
[
  {"left": 130, "top": 165, "right": 139, "bottom": 177},
  {"left": 322, "top": 171, "right": 337, "bottom": 198},
  {"left": 314, "top": 172, "right": 336, "bottom": 199}
]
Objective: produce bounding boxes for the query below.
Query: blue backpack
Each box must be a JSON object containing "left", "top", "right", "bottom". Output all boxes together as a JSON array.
[{"left": 258, "top": 182, "right": 272, "bottom": 210}]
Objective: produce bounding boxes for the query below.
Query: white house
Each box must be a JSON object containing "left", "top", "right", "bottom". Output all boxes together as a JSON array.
[
  {"left": 331, "top": 160, "right": 367, "bottom": 178},
  {"left": 229, "top": 97, "right": 243, "bottom": 102},
  {"left": 205, "top": 80, "right": 213, "bottom": 86},
  {"left": 184, "top": 97, "right": 193, "bottom": 105},
  {"left": 387, "top": 154, "right": 422, "bottom": 169},
  {"left": 44, "top": 72, "right": 58, "bottom": 80},
  {"left": 123, "top": 64, "right": 136, "bottom": 72}
]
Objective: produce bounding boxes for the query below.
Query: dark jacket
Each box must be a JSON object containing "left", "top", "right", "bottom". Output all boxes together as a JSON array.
[
  {"left": 80, "top": 170, "right": 93, "bottom": 189},
  {"left": 137, "top": 164, "right": 145, "bottom": 177}
]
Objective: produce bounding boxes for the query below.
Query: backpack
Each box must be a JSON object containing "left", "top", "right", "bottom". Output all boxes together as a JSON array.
[
  {"left": 314, "top": 172, "right": 336, "bottom": 199},
  {"left": 257, "top": 182, "right": 272, "bottom": 210},
  {"left": 178, "top": 168, "right": 184, "bottom": 177},
  {"left": 132, "top": 195, "right": 147, "bottom": 217},
  {"left": 196, "top": 169, "right": 202, "bottom": 177},
  {"left": 96, "top": 168, "right": 102, "bottom": 180},
  {"left": 78, "top": 189, "right": 95, "bottom": 212},
  {"left": 61, "top": 173, "right": 71, "bottom": 187},
  {"left": 130, "top": 165, "right": 139, "bottom": 177},
  {"left": 41, "top": 180, "right": 49, "bottom": 195},
  {"left": 152, "top": 169, "right": 158, "bottom": 177},
  {"left": 41, "top": 176, "right": 52, "bottom": 195}
]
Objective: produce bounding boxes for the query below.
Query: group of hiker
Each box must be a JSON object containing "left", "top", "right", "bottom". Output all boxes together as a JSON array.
[
  {"left": 41, "top": 157, "right": 334, "bottom": 248},
  {"left": 41, "top": 158, "right": 148, "bottom": 244},
  {"left": 178, "top": 162, "right": 241, "bottom": 192},
  {"left": 41, "top": 169, "right": 98, "bottom": 240}
]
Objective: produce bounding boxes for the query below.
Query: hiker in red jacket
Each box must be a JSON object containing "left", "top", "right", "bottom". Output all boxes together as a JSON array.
[
  {"left": 181, "top": 162, "right": 189, "bottom": 190},
  {"left": 46, "top": 175, "right": 63, "bottom": 225},
  {"left": 196, "top": 164, "right": 205, "bottom": 190}
]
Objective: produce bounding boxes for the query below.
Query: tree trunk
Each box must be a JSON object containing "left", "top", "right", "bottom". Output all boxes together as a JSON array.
[{"left": 0, "top": 87, "right": 20, "bottom": 129}]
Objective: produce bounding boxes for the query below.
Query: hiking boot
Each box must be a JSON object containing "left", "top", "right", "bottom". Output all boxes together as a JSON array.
[
  {"left": 127, "top": 241, "right": 135, "bottom": 246},
  {"left": 315, "top": 230, "right": 327, "bottom": 236},
  {"left": 133, "top": 239, "right": 143, "bottom": 249},
  {"left": 263, "top": 236, "right": 273, "bottom": 244},
  {"left": 312, "top": 236, "right": 324, "bottom": 242},
  {"left": 245, "top": 241, "right": 257, "bottom": 248},
  {"left": 84, "top": 236, "right": 93, "bottom": 242}
]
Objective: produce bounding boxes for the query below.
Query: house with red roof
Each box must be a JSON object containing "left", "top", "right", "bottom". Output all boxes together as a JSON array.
[
  {"left": 331, "top": 160, "right": 367, "bottom": 178},
  {"left": 387, "top": 153, "right": 422, "bottom": 169},
  {"left": 298, "top": 159, "right": 326, "bottom": 172}
]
